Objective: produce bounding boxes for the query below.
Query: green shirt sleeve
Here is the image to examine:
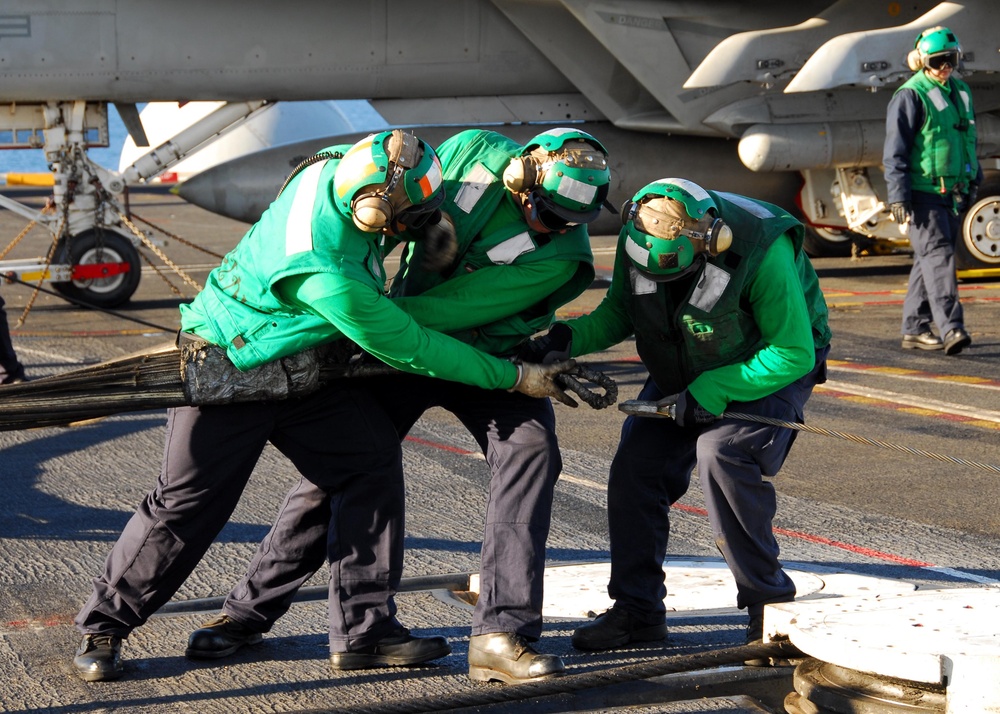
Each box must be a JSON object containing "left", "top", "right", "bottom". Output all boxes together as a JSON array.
[
  {"left": 560, "top": 241, "right": 635, "bottom": 356},
  {"left": 391, "top": 261, "right": 576, "bottom": 334},
  {"left": 687, "top": 233, "right": 817, "bottom": 414},
  {"left": 277, "top": 272, "right": 518, "bottom": 389}
]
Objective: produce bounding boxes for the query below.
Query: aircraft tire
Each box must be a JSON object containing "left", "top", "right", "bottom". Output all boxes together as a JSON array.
[
  {"left": 51, "top": 230, "right": 142, "bottom": 308},
  {"left": 959, "top": 188, "right": 1000, "bottom": 271},
  {"left": 803, "top": 226, "right": 859, "bottom": 258}
]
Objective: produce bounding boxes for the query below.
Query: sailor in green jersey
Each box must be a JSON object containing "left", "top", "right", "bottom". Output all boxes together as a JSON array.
[
  {"left": 523, "top": 179, "right": 831, "bottom": 660},
  {"left": 184, "top": 127, "right": 612, "bottom": 684},
  {"left": 884, "top": 26, "right": 979, "bottom": 355},
  {"left": 71, "top": 130, "right": 576, "bottom": 683}
]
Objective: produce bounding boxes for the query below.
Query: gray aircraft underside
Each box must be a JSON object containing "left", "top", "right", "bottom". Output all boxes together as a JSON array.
[{"left": 2, "top": 0, "right": 999, "bottom": 307}]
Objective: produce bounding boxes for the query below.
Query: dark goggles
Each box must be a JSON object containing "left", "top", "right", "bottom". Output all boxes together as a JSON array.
[
  {"left": 927, "top": 51, "right": 960, "bottom": 70},
  {"left": 396, "top": 195, "right": 444, "bottom": 230},
  {"left": 525, "top": 189, "right": 600, "bottom": 232}
]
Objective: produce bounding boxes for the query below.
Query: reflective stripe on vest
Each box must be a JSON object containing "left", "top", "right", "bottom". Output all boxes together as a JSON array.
[{"left": 286, "top": 160, "right": 328, "bottom": 256}]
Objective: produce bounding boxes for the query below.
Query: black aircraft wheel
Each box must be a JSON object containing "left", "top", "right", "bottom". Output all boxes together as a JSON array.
[
  {"left": 51, "top": 230, "right": 142, "bottom": 308},
  {"left": 803, "top": 226, "right": 857, "bottom": 258}
]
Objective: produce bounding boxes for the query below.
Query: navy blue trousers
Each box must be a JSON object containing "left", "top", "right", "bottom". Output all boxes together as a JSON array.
[
  {"left": 221, "top": 375, "right": 561, "bottom": 641},
  {"left": 902, "top": 203, "right": 964, "bottom": 336},
  {"left": 608, "top": 348, "right": 829, "bottom": 620},
  {"left": 75, "top": 383, "right": 405, "bottom": 651}
]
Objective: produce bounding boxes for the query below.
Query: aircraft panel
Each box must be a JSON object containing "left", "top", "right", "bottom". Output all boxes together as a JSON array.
[{"left": 0, "top": 0, "right": 574, "bottom": 103}]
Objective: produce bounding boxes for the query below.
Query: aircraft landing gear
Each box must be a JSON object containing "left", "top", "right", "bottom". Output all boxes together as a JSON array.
[{"left": 51, "top": 231, "right": 142, "bottom": 308}]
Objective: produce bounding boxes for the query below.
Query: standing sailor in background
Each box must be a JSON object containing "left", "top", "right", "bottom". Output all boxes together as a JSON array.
[{"left": 885, "top": 26, "right": 979, "bottom": 355}]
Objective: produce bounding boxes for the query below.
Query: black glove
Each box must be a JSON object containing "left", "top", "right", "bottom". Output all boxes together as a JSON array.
[
  {"left": 958, "top": 184, "right": 979, "bottom": 214},
  {"left": 888, "top": 201, "right": 912, "bottom": 226},
  {"left": 417, "top": 212, "right": 458, "bottom": 272},
  {"left": 656, "top": 390, "right": 718, "bottom": 427},
  {"left": 518, "top": 323, "right": 573, "bottom": 365},
  {"left": 510, "top": 359, "right": 578, "bottom": 408}
]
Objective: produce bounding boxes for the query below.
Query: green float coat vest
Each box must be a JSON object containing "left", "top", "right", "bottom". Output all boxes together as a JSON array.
[
  {"left": 627, "top": 191, "right": 830, "bottom": 395},
  {"left": 179, "top": 145, "right": 387, "bottom": 370},
  {"left": 393, "top": 129, "right": 595, "bottom": 356},
  {"left": 897, "top": 71, "right": 979, "bottom": 195}
]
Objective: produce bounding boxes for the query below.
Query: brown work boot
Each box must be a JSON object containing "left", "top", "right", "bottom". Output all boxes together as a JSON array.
[
  {"left": 468, "top": 632, "right": 565, "bottom": 684},
  {"left": 186, "top": 613, "right": 264, "bottom": 659}
]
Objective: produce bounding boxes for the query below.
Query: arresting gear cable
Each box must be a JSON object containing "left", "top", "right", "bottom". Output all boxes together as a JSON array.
[
  {"left": 620, "top": 400, "right": 1000, "bottom": 476},
  {"left": 0, "top": 337, "right": 617, "bottom": 431},
  {"left": 293, "top": 640, "right": 803, "bottom": 714}
]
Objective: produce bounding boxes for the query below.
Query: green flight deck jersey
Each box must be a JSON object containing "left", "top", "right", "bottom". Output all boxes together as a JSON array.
[
  {"left": 391, "top": 129, "right": 595, "bottom": 357},
  {"left": 562, "top": 191, "right": 831, "bottom": 415},
  {"left": 179, "top": 145, "right": 518, "bottom": 390}
]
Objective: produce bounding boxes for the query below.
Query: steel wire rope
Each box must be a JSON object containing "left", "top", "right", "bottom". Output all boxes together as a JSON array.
[
  {"left": 723, "top": 411, "right": 1000, "bottom": 475},
  {"left": 298, "top": 641, "right": 803, "bottom": 714}
]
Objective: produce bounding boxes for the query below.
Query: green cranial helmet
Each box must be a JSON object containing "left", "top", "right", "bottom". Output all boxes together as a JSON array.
[
  {"left": 623, "top": 178, "right": 730, "bottom": 280},
  {"left": 504, "top": 128, "right": 611, "bottom": 227},
  {"left": 914, "top": 26, "right": 961, "bottom": 70},
  {"left": 333, "top": 129, "right": 444, "bottom": 232}
]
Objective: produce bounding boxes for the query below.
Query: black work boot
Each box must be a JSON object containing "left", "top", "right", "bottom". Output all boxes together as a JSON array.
[
  {"left": 73, "top": 634, "right": 123, "bottom": 682},
  {"left": 186, "top": 613, "right": 264, "bottom": 659},
  {"left": 571, "top": 606, "right": 666, "bottom": 651},
  {"left": 329, "top": 626, "right": 451, "bottom": 671},
  {"left": 468, "top": 632, "right": 565, "bottom": 684},
  {"left": 943, "top": 327, "right": 972, "bottom": 355}
]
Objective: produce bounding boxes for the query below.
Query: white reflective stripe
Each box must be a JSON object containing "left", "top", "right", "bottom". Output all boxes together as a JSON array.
[
  {"left": 625, "top": 236, "right": 650, "bottom": 269},
  {"left": 927, "top": 86, "right": 948, "bottom": 112},
  {"left": 424, "top": 157, "right": 443, "bottom": 195},
  {"left": 688, "top": 262, "right": 731, "bottom": 312},
  {"left": 959, "top": 89, "right": 971, "bottom": 113},
  {"left": 453, "top": 162, "right": 495, "bottom": 214},
  {"left": 716, "top": 191, "right": 776, "bottom": 219},
  {"left": 285, "top": 161, "right": 328, "bottom": 256},
  {"left": 557, "top": 174, "right": 597, "bottom": 205},
  {"left": 664, "top": 177, "right": 711, "bottom": 203},
  {"left": 628, "top": 265, "right": 657, "bottom": 295},
  {"left": 540, "top": 127, "right": 576, "bottom": 138},
  {"left": 486, "top": 232, "right": 534, "bottom": 265}
]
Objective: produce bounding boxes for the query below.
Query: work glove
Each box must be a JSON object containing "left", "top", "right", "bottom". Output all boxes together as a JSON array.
[
  {"left": 888, "top": 201, "right": 912, "bottom": 226},
  {"left": 656, "top": 390, "right": 718, "bottom": 427},
  {"left": 956, "top": 184, "right": 979, "bottom": 214},
  {"left": 518, "top": 323, "right": 573, "bottom": 365},
  {"left": 510, "top": 359, "right": 578, "bottom": 408},
  {"left": 418, "top": 211, "right": 458, "bottom": 272}
]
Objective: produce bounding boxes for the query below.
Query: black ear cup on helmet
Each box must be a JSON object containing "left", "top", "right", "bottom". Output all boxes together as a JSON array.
[
  {"left": 502, "top": 157, "right": 539, "bottom": 194},
  {"left": 351, "top": 193, "right": 394, "bottom": 233},
  {"left": 620, "top": 199, "right": 637, "bottom": 226}
]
